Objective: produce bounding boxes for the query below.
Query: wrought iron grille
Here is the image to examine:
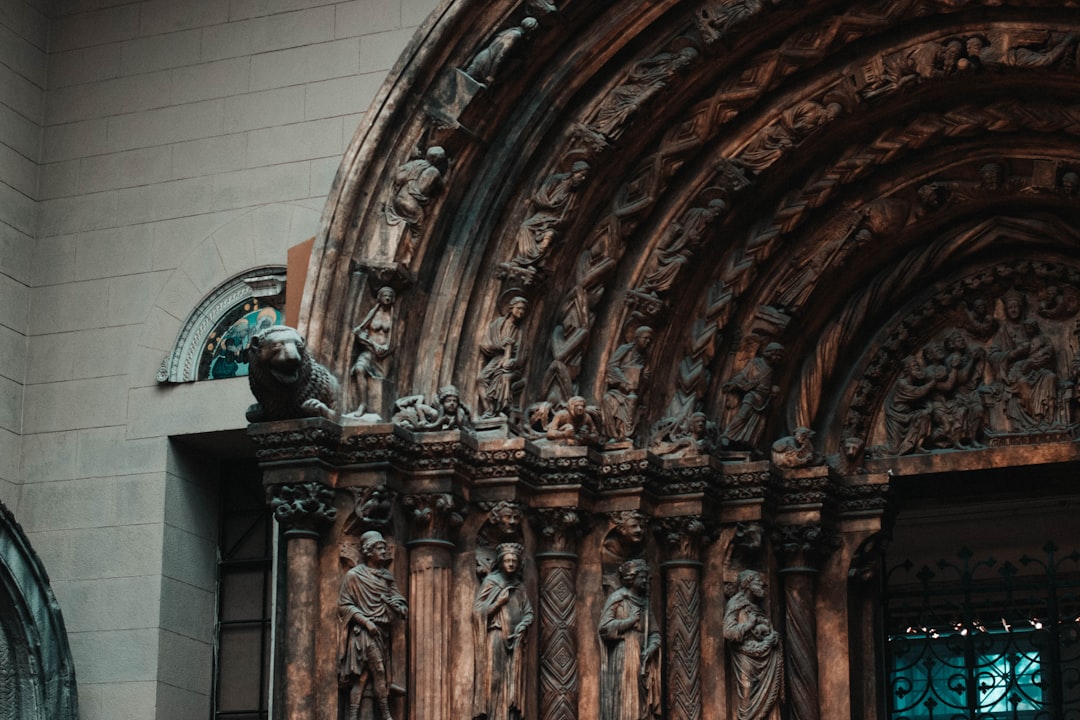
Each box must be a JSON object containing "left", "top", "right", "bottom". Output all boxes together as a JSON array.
[{"left": 884, "top": 543, "right": 1080, "bottom": 720}]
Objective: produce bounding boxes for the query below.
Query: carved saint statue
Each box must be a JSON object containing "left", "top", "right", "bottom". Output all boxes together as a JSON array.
[
  {"left": 585, "top": 47, "right": 698, "bottom": 143},
  {"left": 512, "top": 162, "right": 589, "bottom": 269},
  {"left": 602, "top": 327, "right": 654, "bottom": 443},
  {"left": 478, "top": 297, "right": 529, "bottom": 418},
  {"left": 639, "top": 199, "right": 726, "bottom": 296},
  {"left": 721, "top": 342, "right": 784, "bottom": 449},
  {"left": 473, "top": 543, "right": 534, "bottom": 720},
  {"left": 737, "top": 100, "right": 841, "bottom": 174},
  {"left": 339, "top": 531, "right": 409, "bottom": 720},
  {"left": 966, "top": 30, "right": 1075, "bottom": 70},
  {"left": 599, "top": 559, "right": 661, "bottom": 720},
  {"left": 350, "top": 286, "right": 396, "bottom": 417},
  {"left": 386, "top": 146, "right": 447, "bottom": 264},
  {"left": 464, "top": 18, "right": 539, "bottom": 86},
  {"left": 723, "top": 570, "right": 784, "bottom": 720}
]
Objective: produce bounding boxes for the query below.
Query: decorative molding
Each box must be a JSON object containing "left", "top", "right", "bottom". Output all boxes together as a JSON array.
[{"left": 157, "top": 265, "right": 285, "bottom": 383}]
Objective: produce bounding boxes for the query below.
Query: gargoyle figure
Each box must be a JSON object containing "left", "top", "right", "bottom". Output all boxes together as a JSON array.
[{"left": 246, "top": 325, "right": 339, "bottom": 423}]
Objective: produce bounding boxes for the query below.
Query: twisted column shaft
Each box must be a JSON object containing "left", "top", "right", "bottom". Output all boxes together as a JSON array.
[{"left": 781, "top": 569, "right": 818, "bottom": 720}]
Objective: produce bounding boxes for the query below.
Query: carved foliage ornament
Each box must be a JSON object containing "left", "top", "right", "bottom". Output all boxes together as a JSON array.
[{"left": 268, "top": 482, "right": 337, "bottom": 537}]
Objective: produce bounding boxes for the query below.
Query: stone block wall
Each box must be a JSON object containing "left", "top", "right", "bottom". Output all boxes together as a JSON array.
[
  {"left": 0, "top": 0, "right": 440, "bottom": 717},
  {"left": 0, "top": 0, "right": 47, "bottom": 509}
]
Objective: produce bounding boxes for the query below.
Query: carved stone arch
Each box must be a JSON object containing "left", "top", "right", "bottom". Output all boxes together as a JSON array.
[
  {"left": 303, "top": 0, "right": 1080, "bottom": 449},
  {"left": 0, "top": 502, "right": 78, "bottom": 720},
  {"left": 257, "top": 3, "right": 1080, "bottom": 720},
  {"left": 156, "top": 265, "right": 287, "bottom": 383}
]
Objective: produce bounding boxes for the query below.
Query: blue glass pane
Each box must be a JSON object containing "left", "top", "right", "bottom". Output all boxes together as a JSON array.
[{"left": 199, "top": 303, "right": 283, "bottom": 380}]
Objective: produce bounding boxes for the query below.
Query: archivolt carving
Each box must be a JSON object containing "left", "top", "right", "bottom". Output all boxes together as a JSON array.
[{"left": 654, "top": 101, "right": 1080, "bottom": 450}]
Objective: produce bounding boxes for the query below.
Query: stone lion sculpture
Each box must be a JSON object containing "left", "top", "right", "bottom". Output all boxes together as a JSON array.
[{"left": 245, "top": 325, "right": 340, "bottom": 423}]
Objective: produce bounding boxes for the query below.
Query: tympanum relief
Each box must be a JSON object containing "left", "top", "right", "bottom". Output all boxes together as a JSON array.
[{"left": 869, "top": 283, "right": 1080, "bottom": 456}]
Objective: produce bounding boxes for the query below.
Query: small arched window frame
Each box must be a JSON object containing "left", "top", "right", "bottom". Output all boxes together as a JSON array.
[{"left": 157, "top": 266, "right": 287, "bottom": 384}]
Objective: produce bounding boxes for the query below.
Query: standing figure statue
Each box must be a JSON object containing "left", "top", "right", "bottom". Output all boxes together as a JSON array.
[
  {"left": 385, "top": 146, "right": 447, "bottom": 264},
  {"left": 602, "top": 327, "right": 654, "bottom": 443},
  {"left": 478, "top": 297, "right": 529, "bottom": 418},
  {"left": 721, "top": 342, "right": 784, "bottom": 449},
  {"left": 473, "top": 543, "right": 534, "bottom": 720},
  {"left": 598, "top": 558, "right": 661, "bottom": 720},
  {"left": 723, "top": 570, "right": 784, "bottom": 720},
  {"left": 350, "top": 286, "right": 396, "bottom": 418},
  {"left": 339, "top": 531, "right": 409, "bottom": 720}
]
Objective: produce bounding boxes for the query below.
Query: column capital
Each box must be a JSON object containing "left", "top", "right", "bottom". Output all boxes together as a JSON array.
[
  {"left": 531, "top": 507, "right": 588, "bottom": 558},
  {"left": 774, "top": 522, "right": 839, "bottom": 572},
  {"left": 656, "top": 515, "right": 707, "bottom": 567},
  {"left": 403, "top": 493, "right": 465, "bottom": 548},
  {"left": 267, "top": 481, "right": 336, "bottom": 539}
]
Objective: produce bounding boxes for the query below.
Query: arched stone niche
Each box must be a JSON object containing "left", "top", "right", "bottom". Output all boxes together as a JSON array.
[
  {"left": 254, "top": 3, "right": 1080, "bottom": 720},
  {"left": 0, "top": 502, "right": 79, "bottom": 720}
]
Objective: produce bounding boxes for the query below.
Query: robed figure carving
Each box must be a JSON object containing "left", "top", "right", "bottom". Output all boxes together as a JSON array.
[
  {"left": 478, "top": 297, "right": 529, "bottom": 419},
  {"left": 473, "top": 543, "right": 535, "bottom": 720},
  {"left": 723, "top": 570, "right": 783, "bottom": 720},
  {"left": 599, "top": 559, "right": 661, "bottom": 720},
  {"left": 339, "top": 531, "right": 409, "bottom": 720},
  {"left": 602, "top": 327, "right": 654, "bottom": 443}
]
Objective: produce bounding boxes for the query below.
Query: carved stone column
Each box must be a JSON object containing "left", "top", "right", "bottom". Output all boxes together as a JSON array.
[
  {"left": 775, "top": 524, "right": 834, "bottom": 720},
  {"left": 403, "top": 493, "right": 464, "bottom": 720},
  {"left": 657, "top": 516, "right": 706, "bottom": 720},
  {"left": 268, "top": 481, "right": 336, "bottom": 720},
  {"left": 532, "top": 508, "right": 587, "bottom": 720}
]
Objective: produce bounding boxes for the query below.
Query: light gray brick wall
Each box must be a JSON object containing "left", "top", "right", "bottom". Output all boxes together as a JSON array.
[
  {"left": 0, "top": 0, "right": 46, "bottom": 509},
  {"left": 9, "top": 0, "right": 442, "bottom": 717}
]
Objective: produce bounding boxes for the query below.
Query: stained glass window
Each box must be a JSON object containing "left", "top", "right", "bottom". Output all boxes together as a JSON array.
[{"left": 198, "top": 301, "right": 283, "bottom": 381}]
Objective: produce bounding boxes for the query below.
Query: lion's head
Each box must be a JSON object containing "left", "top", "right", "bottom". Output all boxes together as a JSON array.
[
  {"left": 249, "top": 325, "right": 309, "bottom": 386},
  {"left": 245, "top": 325, "right": 340, "bottom": 423}
]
